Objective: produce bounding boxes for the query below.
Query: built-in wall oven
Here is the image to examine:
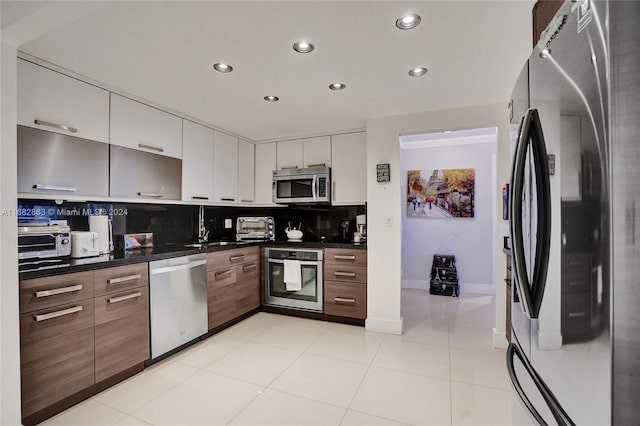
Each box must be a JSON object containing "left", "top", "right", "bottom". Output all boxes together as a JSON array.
[{"left": 264, "top": 248, "right": 323, "bottom": 312}]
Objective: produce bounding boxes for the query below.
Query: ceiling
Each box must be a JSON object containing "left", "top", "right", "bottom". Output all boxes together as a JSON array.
[{"left": 2, "top": 1, "right": 534, "bottom": 142}]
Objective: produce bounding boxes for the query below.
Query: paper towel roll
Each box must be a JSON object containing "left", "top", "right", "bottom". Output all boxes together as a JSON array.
[{"left": 89, "top": 215, "right": 112, "bottom": 254}]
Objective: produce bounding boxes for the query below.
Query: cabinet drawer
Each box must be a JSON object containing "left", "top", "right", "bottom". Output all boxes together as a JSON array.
[
  {"left": 21, "top": 325, "right": 94, "bottom": 418},
  {"left": 324, "top": 264, "right": 367, "bottom": 284},
  {"left": 20, "top": 299, "right": 94, "bottom": 345},
  {"left": 324, "top": 281, "right": 367, "bottom": 319},
  {"left": 324, "top": 248, "right": 367, "bottom": 266},
  {"left": 20, "top": 271, "right": 94, "bottom": 313},
  {"left": 562, "top": 253, "right": 590, "bottom": 273},
  {"left": 236, "top": 262, "right": 260, "bottom": 315},
  {"left": 561, "top": 292, "right": 591, "bottom": 336},
  {"left": 208, "top": 267, "right": 237, "bottom": 288},
  {"left": 95, "top": 288, "right": 149, "bottom": 382},
  {"left": 94, "top": 263, "right": 149, "bottom": 296},
  {"left": 206, "top": 246, "right": 260, "bottom": 270},
  {"left": 207, "top": 283, "right": 236, "bottom": 330}
]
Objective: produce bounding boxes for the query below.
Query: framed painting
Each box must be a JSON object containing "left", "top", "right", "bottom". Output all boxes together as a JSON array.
[{"left": 407, "top": 168, "right": 475, "bottom": 218}]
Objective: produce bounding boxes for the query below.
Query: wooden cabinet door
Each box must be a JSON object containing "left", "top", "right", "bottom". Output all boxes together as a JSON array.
[
  {"left": 94, "top": 287, "right": 150, "bottom": 382},
  {"left": 236, "top": 260, "right": 260, "bottom": 316},
  {"left": 276, "top": 139, "right": 303, "bottom": 170},
  {"left": 207, "top": 267, "right": 237, "bottom": 330},
  {"left": 182, "top": 120, "right": 214, "bottom": 202},
  {"left": 20, "top": 299, "right": 95, "bottom": 418},
  {"left": 303, "top": 136, "right": 331, "bottom": 168},
  {"left": 110, "top": 93, "right": 183, "bottom": 159},
  {"left": 254, "top": 142, "right": 277, "bottom": 204},
  {"left": 213, "top": 130, "right": 239, "bottom": 203},
  {"left": 18, "top": 59, "right": 109, "bottom": 143},
  {"left": 238, "top": 139, "right": 255, "bottom": 204},
  {"left": 331, "top": 132, "right": 366, "bottom": 204}
]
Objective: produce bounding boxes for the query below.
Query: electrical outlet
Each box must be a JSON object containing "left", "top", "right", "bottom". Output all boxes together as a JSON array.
[
  {"left": 385, "top": 216, "right": 393, "bottom": 227},
  {"left": 224, "top": 218, "right": 232, "bottom": 229}
]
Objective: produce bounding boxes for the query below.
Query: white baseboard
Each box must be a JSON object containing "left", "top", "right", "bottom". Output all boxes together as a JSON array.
[
  {"left": 401, "top": 279, "right": 428, "bottom": 290},
  {"left": 460, "top": 282, "right": 495, "bottom": 295},
  {"left": 365, "top": 317, "right": 404, "bottom": 335},
  {"left": 537, "top": 332, "right": 563, "bottom": 350},
  {"left": 493, "top": 328, "right": 508, "bottom": 349}
]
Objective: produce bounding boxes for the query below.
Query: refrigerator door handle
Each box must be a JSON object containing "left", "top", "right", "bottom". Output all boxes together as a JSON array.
[
  {"left": 510, "top": 113, "right": 536, "bottom": 318},
  {"left": 528, "top": 108, "right": 552, "bottom": 319},
  {"left": 507, "top": 343, "right": 575, "bottom": 426},
  {"left": 507, "top": 343, "right": 548, "bottom": 425}
]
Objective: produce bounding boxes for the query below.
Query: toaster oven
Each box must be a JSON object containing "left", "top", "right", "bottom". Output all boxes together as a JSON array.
[
  {"left": 18, "top": 224, "right": 71, "bottom": 259},
  {"left": 236, "top": 217, "right": 275, "bottom": 241}
]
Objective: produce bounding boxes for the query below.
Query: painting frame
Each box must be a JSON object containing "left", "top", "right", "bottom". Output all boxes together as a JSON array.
[{"left": 406, "top": 168, "right": 475, "bottom": 219}]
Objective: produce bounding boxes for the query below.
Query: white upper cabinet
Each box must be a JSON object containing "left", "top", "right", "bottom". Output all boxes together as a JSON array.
[
  {"left": 254, "top": 142, "right": 277, "bottom": 205},
  {"left": 276, "top": 139, "right": 303, "bottom": 169},
  {"left": 303, "top": 136, "right": 331, "bottom": 167},
  {"left": 331, "top": 132, "right": 367, "bottom": 204},
  {"left": 18, "top": 59, "right": 109, "bottom": 143},
  {"left": 182, "top": 120, "right": 214, "bottom": 202},
  {"left": 213, "top": 130, "right": 239, "bottom": 203},
  {"left": 110, "top": 93, "right": 182, "bottom": 159},
  {"left": 238, "top": 140, "right": 255, "bottom": 204}
]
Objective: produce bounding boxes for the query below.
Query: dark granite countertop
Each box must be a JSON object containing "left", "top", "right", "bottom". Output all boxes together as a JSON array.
[{"left": 19, "top": 240, "right": 365, "bottom": 280}]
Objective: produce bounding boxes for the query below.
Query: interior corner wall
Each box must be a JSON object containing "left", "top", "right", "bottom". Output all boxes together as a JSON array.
[
  {"left": 0, "top": 41, "right": 22, "bottom": 426},
  {"left": 366, "top": 104, "right": 512, "bottom": 346},
  {"left": 401, "top": 140, "right": 496, "bottom": 294}
]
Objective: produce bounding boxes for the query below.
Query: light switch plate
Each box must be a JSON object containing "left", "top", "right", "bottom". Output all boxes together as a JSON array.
[{"left": 224, "top": 218, "right": 232, "bottom": 229}]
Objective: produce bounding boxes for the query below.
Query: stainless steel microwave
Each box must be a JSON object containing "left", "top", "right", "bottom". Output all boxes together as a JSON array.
[{"left": 272, "top": 166, "right": 331, "bottom": 204}]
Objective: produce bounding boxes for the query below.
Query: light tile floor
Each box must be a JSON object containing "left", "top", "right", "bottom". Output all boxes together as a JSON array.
[{"left": 40, "top": 289, "right": 510, "bottom": 426}]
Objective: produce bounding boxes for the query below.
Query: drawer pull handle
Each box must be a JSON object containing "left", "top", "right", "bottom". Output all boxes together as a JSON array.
[
  {"left": 280, "top": 166, "right": 298, "bottom": 170},
  {"left": 568, "top": 261, "right": 585, "bottom": 266},
  {"left": 568, "top": 312, "right": 586, "bottom": 318},
  {"left": 138, "top": 143, "right": 164, "bottom": 153},
  {"left": 243, "top": 263, "right": 257, "bottom": 272},
  {"left": 230, "top": 255, "right": 245, "bottom": 261},
  {"left": 192, "top": 196, "right": 209, "bottom": 200},
  {"left": 215, "top": 269, "right": 233, "bottom": 278},
  {"left": 241, "top": 199, "right": 254, "bottom": 203},
  {"left": 335, "top": 271, "right": 357, "bottom": 277},
  {"left": 35, "top": 305, "right": 83, "bottom": 322},
  {"left": 137, "top": 192, "right": 163, "bottom": 198},
  {"left": 33, "top": 184, "right": 77, "bottom": 192},
  {"left": 34, "top": 119, "right": 77, "bottom": 133},
  {"left": 35, "top": 284, "right": 83, "bottom": 298},
  {"left": 334, "top": 297, "right": 356, "bottom": 305},
  {"left": 334, "top": 255, "right": 356, "bottom": 261},
  {"left": 109, "top": 291, "right": 142, "bottom": 304},
  {"left": 108, "top": 274, "right": 142, "bottom": 285},
  {"left": 307, "top": 163, "right": 326, "bottom": 168},
  {"left": 221, "top": 197, "right": 236, "bottom": 202},
  {"left": 568, "top": 281, "right": 584, "bottom": 287}
]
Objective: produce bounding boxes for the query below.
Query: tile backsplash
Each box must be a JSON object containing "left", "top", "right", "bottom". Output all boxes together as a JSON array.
[{"left": 17, "top": 200, "right": 366, "bottom": 244}]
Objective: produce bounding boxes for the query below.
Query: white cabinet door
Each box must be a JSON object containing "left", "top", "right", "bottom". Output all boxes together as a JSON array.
[
  {"left": 18, "top": 59, "right": 109, "bottom": 143},
  {"left": 110, "top": 93, "right": 183, "bottom": 159},
  {"left": 182, "top": 120, "right": 214, "bottom": 202},
  {"left": 238, "top": 140, "right": 255, "bottom": 204},
  {"left": 331, "top": 132, "right": 367, "bottom": 204},
  {"left": 213, "top": 130, "right": 239, "bottom": 203},
  {"left": 276, "top": 139, "right": 303, "bottom": 170},
  {"left": 254, "top": 143, "right": 277, "bottom": 205},
  {"left": 303, "top": 136, "right": 331, "bottom": 167}
]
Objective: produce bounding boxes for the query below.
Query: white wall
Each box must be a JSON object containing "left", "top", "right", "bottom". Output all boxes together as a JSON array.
[
  {"left": 366, "top": 104, "right": 512, "bottom": 347},
  {"left": 401, "top": 138, "right": 496, "bottom": 294},
  {"left": 0, "top": 41, "right": 22, "bottom": 426}
]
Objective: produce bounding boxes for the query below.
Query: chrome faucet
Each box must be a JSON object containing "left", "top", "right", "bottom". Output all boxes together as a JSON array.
[{"left": 197, "top": 205, "right": 209, "bottom": 243}]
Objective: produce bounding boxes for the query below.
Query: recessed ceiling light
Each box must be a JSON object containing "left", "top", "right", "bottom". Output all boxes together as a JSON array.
[
  {"left": 395, "top": 14, "right": 421, "bottom": 30},
  {"left": 213, "top": 63, "right": 233, "bottom": 73},
  {"left": 408, "top": 67, "right": 428, "bottom": 77},
  {"left": 293, "top": 41, "right": 315, "bottom": 54},
  {"left": 329, "top": 83, "right": 346, "bottom": 91},
  {"left": 264, "top": 95, "right": 279, "bottom": 102}
]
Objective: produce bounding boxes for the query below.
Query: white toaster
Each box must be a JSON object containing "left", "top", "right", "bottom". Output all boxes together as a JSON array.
[{"left": 70, "top": 231, "right": 100, "bottom": 258}]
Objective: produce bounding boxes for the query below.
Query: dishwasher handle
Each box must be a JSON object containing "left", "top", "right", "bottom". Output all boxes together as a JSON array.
[{"left": 150, "top": 259, "right": 207, "bottom": 275}]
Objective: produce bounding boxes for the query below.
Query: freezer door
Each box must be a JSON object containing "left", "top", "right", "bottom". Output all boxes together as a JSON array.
[{"left": 528, "top": 0, "right": 611, "bottom": 424}]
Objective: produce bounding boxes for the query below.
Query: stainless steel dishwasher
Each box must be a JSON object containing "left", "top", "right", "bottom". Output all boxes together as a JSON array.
[{"left": 149, "top": 253, "right": 207, "bottom": 359}]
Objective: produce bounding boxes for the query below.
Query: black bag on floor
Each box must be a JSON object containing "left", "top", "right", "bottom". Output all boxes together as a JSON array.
[{"left": 432, "top": 254, "right": 456, "bottom": 268}]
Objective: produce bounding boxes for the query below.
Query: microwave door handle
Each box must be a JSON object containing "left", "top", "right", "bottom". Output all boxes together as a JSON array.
[{"left": 312, "top": 175, "right": 318, "bottom": 201}]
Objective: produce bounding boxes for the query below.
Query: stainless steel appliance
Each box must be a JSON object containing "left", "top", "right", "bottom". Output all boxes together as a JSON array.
[
  {"left": 507, "top": 1, "right": 639, "bottom": 424},
  {"left": 236, "top": 216, "right": 275, "bottom": 241},
  {"left": 149, "top": 253, "right": 207, "bottom": 359},
  {"left": 18, "top": 223, "right": 71, "bottom": 259},
  {"left": 264, "top": 248, "right": 323, "bottom": 312},
  {"left": 272, "top": 166, "right": 331, "bottom": 204}
]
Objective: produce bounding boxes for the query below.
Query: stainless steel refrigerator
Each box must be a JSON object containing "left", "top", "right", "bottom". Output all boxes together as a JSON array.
[{"left": 507, "top": 0, "right": 639, "bottom": 424}]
